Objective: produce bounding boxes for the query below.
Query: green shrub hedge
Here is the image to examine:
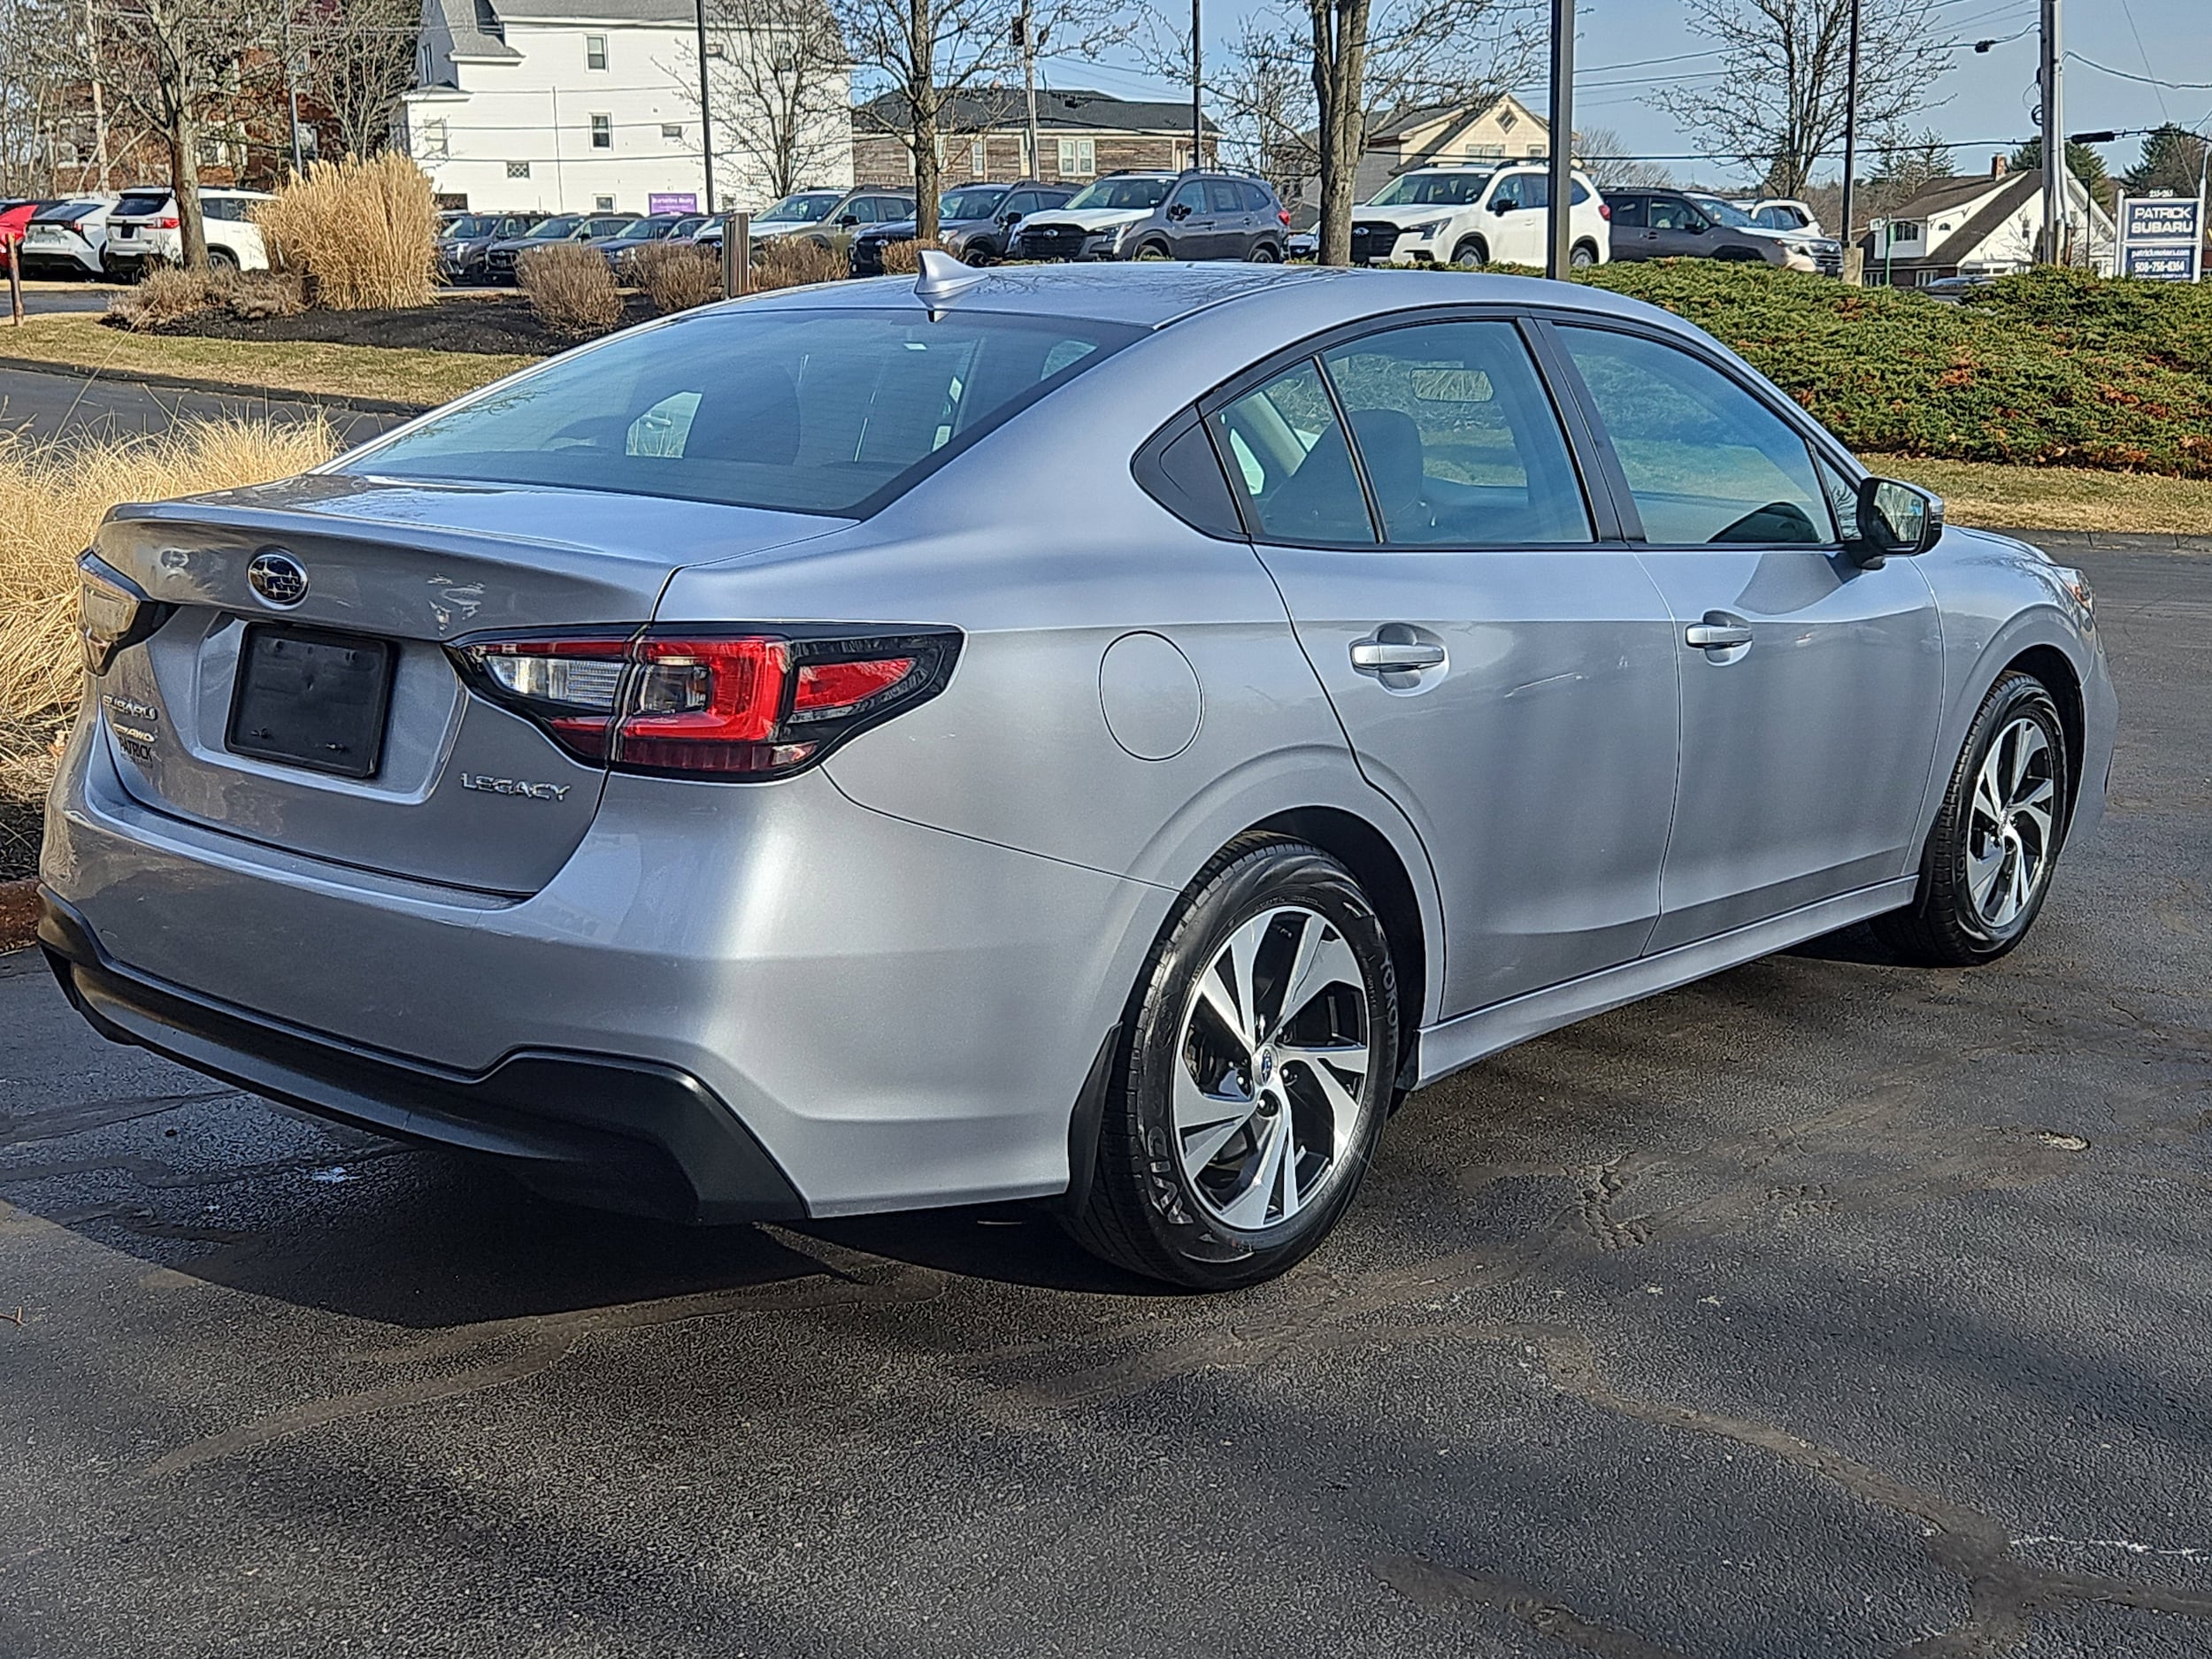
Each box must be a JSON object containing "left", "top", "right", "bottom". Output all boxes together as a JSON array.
[{"left": 1570, "top": 263, "right": 2212, "bottom": 478}]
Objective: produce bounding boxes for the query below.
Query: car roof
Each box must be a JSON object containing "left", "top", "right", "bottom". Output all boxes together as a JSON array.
[{"left": 731, "top": 261, "right": 1704, "bottom": 339}]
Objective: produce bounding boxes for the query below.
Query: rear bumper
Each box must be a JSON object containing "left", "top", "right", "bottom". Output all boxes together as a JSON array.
[{"left": 39, "top": 891, "right": 805, "bottom": 1224}]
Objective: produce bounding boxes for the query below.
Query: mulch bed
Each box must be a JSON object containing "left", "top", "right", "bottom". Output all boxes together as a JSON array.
[{"left": 150, "top": 291, "right": 659, "bottom": 357}]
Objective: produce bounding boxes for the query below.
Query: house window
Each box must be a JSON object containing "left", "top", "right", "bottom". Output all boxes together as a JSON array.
[
  {"left": 591, "top": 112, "right": 611, "bottom": 150},
  {"left": 418, "top": 119, "right": 449, "bottom": 160},
  {"left": 705, "top": 40, "right": 725, "bottom": 56},
  {"left": 595, "top": 195, "right": 615, "bottom": 211},
  {"left": 585, "top": 33, "right": 607, "bottom": 69},
  {"left": 970, "top": 137, "right": 987, "bottom": 177},
  {"left": 507, "top": 160, "right": 530, "bottom": 178},
  {"left": 662, "top": 123, "right": 683, "bottom": 142},
  {"left": 1056, "top": 136, "right": 1094, "bottom": 178},
  {"left": 1497, "top": 108, "right": 1518, "bottom": 133},
  {"left": 1888, "top": 220, "right": 1922, "bottom": 242}
]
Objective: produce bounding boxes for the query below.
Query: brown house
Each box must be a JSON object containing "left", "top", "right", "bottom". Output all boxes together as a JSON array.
[{"left": 852, "top": 88, "right": 1217, "bottom": 189}]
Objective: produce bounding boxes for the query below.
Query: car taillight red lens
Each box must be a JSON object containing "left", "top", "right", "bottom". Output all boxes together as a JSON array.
[
  {"left": 449, "top": 626, "right": 959, "bottom": 780},
  {"left": 1277, "top": 209, "right": 1292, "bottom": 226},
  {"left": 158, "top": 214, "right": 179, "bottom": 229},
  {"left": 1599, "top": 204, "right": 1611, "bottom": 220}
]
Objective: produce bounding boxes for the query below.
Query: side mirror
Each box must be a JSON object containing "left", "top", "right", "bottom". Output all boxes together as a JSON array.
[
  {"left": 1000, "top": 211, "right": 1021, "bottom": 225},
  {"left": 1167, "top": 203, "right": 1190, "bottom": 220},
  {"left": 837, "top": 213, "right": 858, "bottom": 227},
  {"left": 1490, "top": 198, "right": 1513, "bottom": 214},
  {"left": 1855, "top": 477, "right": 1944, "bottom": 565}
]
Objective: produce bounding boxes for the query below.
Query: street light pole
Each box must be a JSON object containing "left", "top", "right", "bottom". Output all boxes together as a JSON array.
[
  {"left": 695, "top": 0, "right": 716, "bottom": 211},
  {"left": 1839, "top": 0, "right": 1861, "bottom": 280},
  {"left": 2039, "top": 0, "right": 2062, "bottom": 263},
  {"left": 1190, "top": 0, "right": 1202, "bottom": 168},
  {"left": 1545, "top": 0, "right": 1573, "bottom": 278}
]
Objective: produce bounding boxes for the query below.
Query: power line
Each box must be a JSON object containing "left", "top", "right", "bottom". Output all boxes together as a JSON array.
[{"left": 2065, "top": 51, "right": 2212, "bottom": 90}]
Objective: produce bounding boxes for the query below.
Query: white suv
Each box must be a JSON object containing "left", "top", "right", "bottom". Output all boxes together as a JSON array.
[
  {"left": 1351, "top": 164, "right": 1610, "bottom": 269},
  {"left": 102, "top": 186, "right": 273, "bottom": 278}
]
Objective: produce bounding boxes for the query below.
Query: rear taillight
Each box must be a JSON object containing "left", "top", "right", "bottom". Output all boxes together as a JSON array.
[
  {"left": 76, "top": 552, "right": 171, "bottom": 673},
  {"left": 1277, "top": 209, "right": 1291, "bottom": 225},
  {"left": 158, "top": 214, "right": 179, "bottom": 229},
  {"left": 1599, "top": 204, "right": 1612, "bottom": 220},
  {"left": 449, "top": 626, "right": 959, "bottom": 780}
]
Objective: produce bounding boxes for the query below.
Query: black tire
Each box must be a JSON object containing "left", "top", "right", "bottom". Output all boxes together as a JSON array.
[
  {"left": 1874, "top": 671, "right": 2070, "bottom": 966},
  {"left": 1133, "top": 240, "right": 1172, "bottom": 261},
  {"left": 1064, "top": 837, "right": 1399, "bottom": 1289},
  {"left": 1449, "top": 236, "right": 1487, "bottom": 268},
  {"left": 1570, "top": 241, "right": 1598, "bottom": 269},
  {"left": 961, "top": 243, "right": 994, "bottom": 266},
  {"left": 1248, "top": 240, "right": 1282, "bottom": 262}
]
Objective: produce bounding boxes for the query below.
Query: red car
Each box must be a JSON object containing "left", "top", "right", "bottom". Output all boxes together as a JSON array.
[{"left": 0, "top": 199, "right": 46, "bottom": 263}]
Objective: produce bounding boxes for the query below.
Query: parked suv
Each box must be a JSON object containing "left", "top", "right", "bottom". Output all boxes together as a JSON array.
[
  {"left": 16, "top": 195, "right": 120, "bottom": 277},
  {"left": 695, "top": 188, "right": 918, "bottom": 260},
  {"left": 1350, "top": 164, "right": 1609, "bottom": 267},
  {"left": 102, "top": 187, "right": 273, "bottom": 277},
  {"left": 484, "top": 212, "right": 639, "bottom": 281},
  {"left": 1015, "top": 171, "right": 1290, "bottom": 262},
  {"left": 1737, "top": 197, "right": 1824, "bottom": 235},
  {"left": 1724, "top": 196, "right": 1841, "bottom": 274},
  {"left": 597, "top": 213, "right": 710, "bottom": 276},
  {"left": 1603, "top": 189, "right": 1790, "bottom": 267},
  {"left": 439, "top": 211, "right": 547, "bottom": 283},
  {"left": 849, "top": 180, "right": 1077, "bottom": 274}
]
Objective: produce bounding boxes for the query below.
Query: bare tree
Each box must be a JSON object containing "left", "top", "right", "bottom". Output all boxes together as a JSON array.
[
  {"left": 47, "top": 0, "right": 282, "bottom": 266},
  {"left": 1653, "top": 0, "right": 1949, "bottom": 198},
  {"left": 296, "top": 0, "right": 420, "bottom": 160},
  {"left": 678, "top": 0, "right": 849, "bottom": 200},
  {"left": 837, "top": 0, "right": 1118, "bottom": 240},
  {"left": 1149, "top": 0, "right": 1536, "bottom": 265},
  {"left": 1572, "top": 125, "right": 1672, "bottom": 188}
]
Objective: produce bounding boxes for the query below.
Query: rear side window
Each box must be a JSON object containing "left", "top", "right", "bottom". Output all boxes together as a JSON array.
[
  {"left": 1557, "top": 326, "right": 1832, "bottom": 545},
  {"left": 1206, "top": 180, "right": 1244, "bottom": 213},
  {"left": 1608, "top": 195, "right": 1646, "bottom": 228},
  {"left": 1322, "top": 320, "right": 1590, "bottom": 546},
  {"left": 1210, "top": 360, "right": 1373, "bottom": 544},
  {"left": 346, "top": 307, "right": 1141, "bottom": 517}
]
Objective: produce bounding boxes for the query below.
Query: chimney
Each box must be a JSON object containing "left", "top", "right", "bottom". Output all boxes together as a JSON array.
[{"left": 1991, "top": 155, "right": 2008, "bottom": 179}]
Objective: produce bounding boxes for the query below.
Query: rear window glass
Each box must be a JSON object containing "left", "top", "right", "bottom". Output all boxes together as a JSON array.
[
  {"left": 345, "top": 306, "right": 1141, "bottom": 517},
  {"left": 114, "top": 191, "right": 170, "bottom": 217}
]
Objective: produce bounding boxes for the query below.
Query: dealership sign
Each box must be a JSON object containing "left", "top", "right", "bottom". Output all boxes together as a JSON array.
[
  {"left": 649, "top": 192, "right": 700, "bottom": 215},
  {"left": 2116, "top": 195, "right": 2203, "bottom": 282}
]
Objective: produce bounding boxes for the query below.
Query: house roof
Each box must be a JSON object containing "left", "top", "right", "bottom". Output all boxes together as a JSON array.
[
  {"left": 855, "top": 88, "right": 1216, "bottom": 137},
  {"left": 426, "top": 0, "right": 519, "bottom": 60},
  {"left": 1858, "top": 169, "right": 2113, "bottom": 265},
  {"left": 491, "top": 0, "right": 700, "bottom": 19},
  {"left": 1875, "top": 173, "right": 2013, "bottom": 227}
]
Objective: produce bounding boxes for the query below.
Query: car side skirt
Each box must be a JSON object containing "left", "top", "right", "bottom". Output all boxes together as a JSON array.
[{"left": 1413, "top": 878, "right": 1918, "bottom": 1087}]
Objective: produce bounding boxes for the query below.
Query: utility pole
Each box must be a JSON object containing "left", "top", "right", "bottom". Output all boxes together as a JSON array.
[
  {"left": 1545, "top": 0, "right": 1573, "bottom": 278},
  {"left": 1839, "top": 0, "right": 1862, "bottom": 281},
  {"left": 1190, "top": 0, "right": 1202, "bottom": 168},
  {"left": 695, "top": 0, "right": 716, "bottom": 211},
  {"left": 2039, "top": 0, "right": 2062, "bottom": 263},
  {"left": 1018, "top": 0, "right": 1040, "bottom": 178},
  {"left": 84, "top": 0, "right": 110, "bottom": 192}
]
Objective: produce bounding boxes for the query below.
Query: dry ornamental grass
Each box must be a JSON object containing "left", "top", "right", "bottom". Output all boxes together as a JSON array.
[
  {"left": 751, "top": 238, "right": 845, "bottom": 291},
  {"left": 630, "top": 242, "right": 724, "bottom": 314},
  {"left": 878, "top": 239, "right": 943, "bottom": 276},
  {"left": 253, "top": 154, "right": 440, "bottom": 311},
  {"left": 0, "top": 419, "right": 338, "bottom": 876},
  {"left": 518, "top": 243, "right": 625, "bottom": 336}
]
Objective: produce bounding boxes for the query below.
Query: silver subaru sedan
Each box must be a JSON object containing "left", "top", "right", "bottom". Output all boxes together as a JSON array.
[{"left": 42, "top": 259, "right": 2115, "bottom": 1288}]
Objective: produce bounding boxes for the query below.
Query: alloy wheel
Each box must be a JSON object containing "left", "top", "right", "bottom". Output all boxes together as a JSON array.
[
  {"left": 1170, "top": 905, "right": 1378, "bottom": 1231},
  {"left": 1968, "top": 716, "right": 2056, "bottom": 929}
]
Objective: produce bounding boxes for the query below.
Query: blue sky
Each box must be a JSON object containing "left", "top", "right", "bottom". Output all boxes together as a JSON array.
[{"left": 1038, "top": 0, "right": 2212, "bottom": 188}]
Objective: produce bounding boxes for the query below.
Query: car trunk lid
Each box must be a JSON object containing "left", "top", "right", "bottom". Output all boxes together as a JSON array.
[{"left": 89, "top": 473, "right": 841, "bottom": 894}]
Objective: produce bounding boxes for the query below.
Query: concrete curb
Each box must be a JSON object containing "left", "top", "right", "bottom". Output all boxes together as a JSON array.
[
  {"left": 1984, "top": 526, "right": 2212, "bottom": 554},
  {"left": 0, "top": 355, "right": 433, "bottom": 417},
  {"left": 0, "top": 877, "right": 38, "bottom": 953}
]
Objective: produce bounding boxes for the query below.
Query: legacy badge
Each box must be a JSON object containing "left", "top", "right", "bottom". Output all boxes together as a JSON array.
[{"left": 459, "top": 772, "right": 570, "bottom": 802}]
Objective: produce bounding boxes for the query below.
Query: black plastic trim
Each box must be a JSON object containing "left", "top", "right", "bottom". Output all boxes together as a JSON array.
[
  {"left": 1056, "top": 1023, "right": 1122, "bottom": 1216},
  {"left": 37, "top": 891, "right": 808, "bottom": 1225}
]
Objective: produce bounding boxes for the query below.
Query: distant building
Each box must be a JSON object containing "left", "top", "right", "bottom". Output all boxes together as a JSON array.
[
  {"left": 851, "top": 88, "right": 1216, "bottom": 188},
  {"left": 400, "top": 0, "right": 851, "bottom": 215},
  {"left": 1858, "top": 158, "right": 2116, "bottom": 284},
  {"left": 1285, "top": 91, "right": 1551, "bottom": 224}
]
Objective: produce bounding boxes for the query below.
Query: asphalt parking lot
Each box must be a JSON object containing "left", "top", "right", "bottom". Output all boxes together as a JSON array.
[
  {"left": 0, "top": 363, "right": 411, "bottom": 447},
  {"left": 3, "top": 539, "right": 2208, "bottom": 1658}
]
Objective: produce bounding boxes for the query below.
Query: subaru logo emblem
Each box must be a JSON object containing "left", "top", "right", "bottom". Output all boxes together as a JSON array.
[
  {"left": 1257, "top": 1051, "right": 1275, "bottom": 1085},
  {"left": 247, "top": 549, "right": 308, "bottom": 608}
]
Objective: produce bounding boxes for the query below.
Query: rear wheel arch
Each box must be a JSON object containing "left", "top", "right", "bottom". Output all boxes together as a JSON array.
[{"left": 1248, "top": 807, "right": 1429, "bottom": 1068}]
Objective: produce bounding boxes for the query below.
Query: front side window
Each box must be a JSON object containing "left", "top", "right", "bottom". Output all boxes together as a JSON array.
[
  {"left": 1647, "top": 196, "right": 1703, "bottom": 232},
  {"left": 1171, "top": 180, "right": 1208, "bottom": 214},
  {"left": 1210, "top": 360, "right": 1373, "bottom": 545},
  {"left": 1320, "top": 320, "right": 1591, "bottom": 547},
  {"left": 344, "top": 309, "right": 1141, "bottom": 518},
  {"left": 1557, "top": 326, "right": 1832, "bottom": 546}
]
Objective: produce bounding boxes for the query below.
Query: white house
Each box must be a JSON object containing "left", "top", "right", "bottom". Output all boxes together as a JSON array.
[
  {"left": 400, "top": 0, "right": 851, "bottom": 216},
  {"left": 1857, "top": 158, "right": 2117, "bottom": 286}
]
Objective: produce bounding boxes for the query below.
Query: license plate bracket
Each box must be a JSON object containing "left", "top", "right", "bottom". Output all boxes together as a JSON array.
[{"left": 226, "top": 624, "right": 395, "bottom": 780}]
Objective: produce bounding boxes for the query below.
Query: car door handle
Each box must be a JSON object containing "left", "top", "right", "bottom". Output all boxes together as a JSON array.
[
  {"left": 1351, "top": 637, "right": 1447, "bottom": 671},
  {"left": 1685, "top": 622, "right": 1754, "bottom": 649}
]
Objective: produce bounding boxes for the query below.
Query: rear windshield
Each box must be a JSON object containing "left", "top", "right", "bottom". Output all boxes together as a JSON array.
[
  {"left": 113, "top": 190, "right": 170, "bottom": 218},
  {"left": 344, "top": 306, "right": 1141, "bottom": 516}
]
